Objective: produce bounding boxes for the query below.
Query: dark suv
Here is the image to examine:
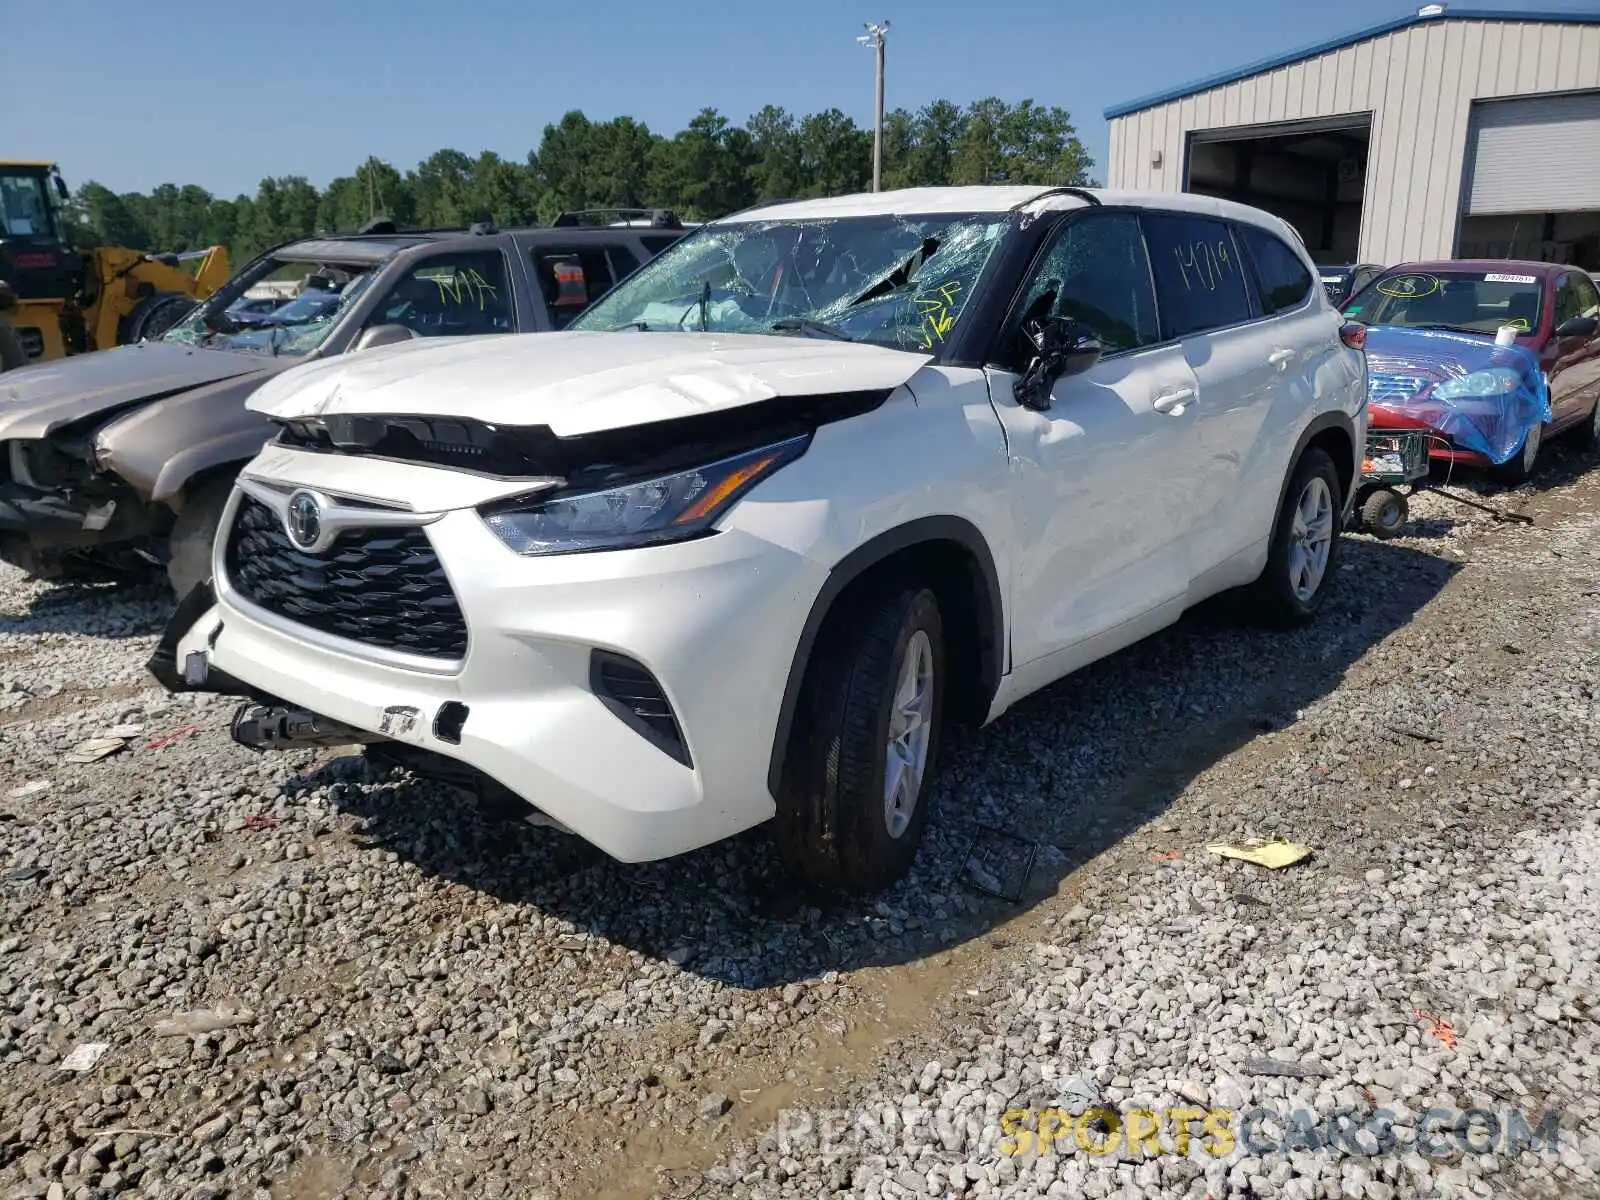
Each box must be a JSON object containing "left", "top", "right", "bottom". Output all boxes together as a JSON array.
[{"left": 0, "top": 210, "right": 684, "bottom": 594}]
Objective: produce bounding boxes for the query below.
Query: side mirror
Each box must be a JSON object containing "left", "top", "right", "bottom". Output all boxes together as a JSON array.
[
  {"left": 1555, "top": 314, "right": 1599, "bottom": 341},
  {"left": 1013, "top": 316, "right": 1103, "bottom": 411},
  {"left": 352, "top": 324, "right": 418, "bottom": 353}
]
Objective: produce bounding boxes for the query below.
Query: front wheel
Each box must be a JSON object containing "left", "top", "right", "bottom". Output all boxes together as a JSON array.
[
  {"left": 776, "top": 583, "right": 946, "bottom": 894},
  {"left": 1251, "top": 446, "right": 1343, "bottom": 627},
  {"left": 1490, "top": 422, "right": 1541, "bottom": 487}
]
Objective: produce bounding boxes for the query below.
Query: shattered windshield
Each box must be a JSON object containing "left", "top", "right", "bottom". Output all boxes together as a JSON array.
[
  {"left": 570, "top": 212, "right": 1012, "bottom": 352},
  {"left": 163, "top": 258, "right": 377, "bottom": 356}
]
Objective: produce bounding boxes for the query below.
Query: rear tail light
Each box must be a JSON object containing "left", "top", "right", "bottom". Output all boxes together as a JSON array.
[{"left": 1339, "top": 322, "right": 1367, "bottom": 351}]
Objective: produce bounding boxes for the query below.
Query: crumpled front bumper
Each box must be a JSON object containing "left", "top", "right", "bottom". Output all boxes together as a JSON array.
[{"left": 0, "top": 440, "right": 158, "bottom": 557}]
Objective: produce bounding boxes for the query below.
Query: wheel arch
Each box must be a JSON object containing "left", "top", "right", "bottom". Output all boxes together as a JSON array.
[
  {"left": 1279, "top": 411, "right": 1358, "bottom": 520},
  {"left": 766, "top": 516, "right": 1005, "bottom": 798}
]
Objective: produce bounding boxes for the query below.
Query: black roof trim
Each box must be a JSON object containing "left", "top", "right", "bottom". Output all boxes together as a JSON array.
[{"left": 1012, "top": 187, "right": 1101, "bottom": 211}]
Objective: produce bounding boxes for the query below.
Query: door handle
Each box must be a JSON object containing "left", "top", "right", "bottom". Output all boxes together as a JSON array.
[
  {"left": 1152, "top": 386, "right": 1196, "bottom": 416},
  {"left": 1268, "top": 348, "right": 1295, "bottom": 367}
]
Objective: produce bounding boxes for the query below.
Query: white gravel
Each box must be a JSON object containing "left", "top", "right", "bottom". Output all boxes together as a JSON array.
[{"left": 1, "top": 444, "right": 1598, "bottom": 1200}]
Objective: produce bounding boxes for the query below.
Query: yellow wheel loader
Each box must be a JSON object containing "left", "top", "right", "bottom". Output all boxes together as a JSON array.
[{"left": 0, "top": 161, "right": 230, "bottom": 372}]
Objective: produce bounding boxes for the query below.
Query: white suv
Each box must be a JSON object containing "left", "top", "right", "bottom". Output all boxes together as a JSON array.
[{"left": 151, "top": 186, "right": 1368, "bottom": 893}]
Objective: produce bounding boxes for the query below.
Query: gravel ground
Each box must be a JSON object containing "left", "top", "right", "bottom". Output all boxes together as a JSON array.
[{"left": 1, "top": 444, "right": 1598, "bottom": 1200}]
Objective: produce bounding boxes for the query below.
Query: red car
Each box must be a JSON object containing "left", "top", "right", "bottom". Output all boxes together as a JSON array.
[{"left": 1343, "top": 260, "right": 1600, "bottom": 483}]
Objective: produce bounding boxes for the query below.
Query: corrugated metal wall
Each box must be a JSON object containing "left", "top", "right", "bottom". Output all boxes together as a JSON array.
[{"left": 1106, "top": 18, "right": 1600, "bottom": 263}]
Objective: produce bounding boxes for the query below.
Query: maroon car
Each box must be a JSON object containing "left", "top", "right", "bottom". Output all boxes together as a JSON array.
[{"left": 1344, "top": 260, "right": 1600, "bottom": 482}]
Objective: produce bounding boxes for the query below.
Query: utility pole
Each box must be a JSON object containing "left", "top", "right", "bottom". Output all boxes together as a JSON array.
[{"left": 857, "top": 21, "right": 889, "bottom": 192}]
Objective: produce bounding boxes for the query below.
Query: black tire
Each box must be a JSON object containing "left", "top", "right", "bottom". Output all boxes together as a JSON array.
[
  {"left": 1577, "top": 399, "right": 1600, "bottom": 452},
  {"left": 165, "top": 477, "right": 235, "bottom": 598},
  {"left": 118, "top": 292, "right": 196, "bottom": 345},
  {"left": 776, "top": 583, "right": 946, "bottom": 894},
  {"left": 0, "top": 318, "right": 26, "bottom": 372},
  {"left": 1490, "top": 422, "right": 1541, "bottom": 487},
  {"left": 1360, "top": 487, "right": 1408, "bottom": 539},
  {"left": 1251, "top": 446, "right": 1344, "bottom": 628}
]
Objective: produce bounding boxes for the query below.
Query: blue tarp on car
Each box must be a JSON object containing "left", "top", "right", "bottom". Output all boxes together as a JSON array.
[{"left": 1363, "top": 326, "right": 1550, "bottom": 465}]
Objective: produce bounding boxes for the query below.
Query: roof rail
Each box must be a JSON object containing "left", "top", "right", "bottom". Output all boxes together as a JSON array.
[
  {"left": 552, "top": 207, "right": 683, "bottom": 229},
  {"left": 1012, "top": 186, "right": 1101, "bottom": 211}
]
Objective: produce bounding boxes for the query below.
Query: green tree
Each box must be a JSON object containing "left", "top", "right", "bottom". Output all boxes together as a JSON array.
[
  {"left": 795, "top": 109, "right": 871, "bottom": 198},
  {"left": 745, "top": 105, "right": 804, "bottom": 201},
  {"left": 72, "top": 95, "right": 1095, "bottom": 261},
  {"left": 73, "top": 182, "right": 151, "bottom": 248},
  {"left": 651, "top": 108, "right": 755, "bottom": 219}
]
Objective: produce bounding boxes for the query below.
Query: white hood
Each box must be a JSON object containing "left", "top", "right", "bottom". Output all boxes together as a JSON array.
[{"left": 246, "top": 331, "right": 932, "bottom": 436}]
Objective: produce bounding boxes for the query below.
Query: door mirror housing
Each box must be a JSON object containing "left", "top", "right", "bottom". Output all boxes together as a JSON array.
[
  {"left": 1014, "top": 316, "right": 1103, "bottom": 411},
  {"left": 1555, "top": 314, "right": 1599, "bottom": 341},
  {"left": 352, "top": 323, "right": 418, "bottom": 353}
]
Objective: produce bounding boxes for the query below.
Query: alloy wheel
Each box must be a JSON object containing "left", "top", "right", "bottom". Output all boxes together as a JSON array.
[
  {"left": 1288, "top": 476, "right": 1335, "bottom": 602},
  {"left": 883, "top": 629, "right": 934, "bottom": 839}
]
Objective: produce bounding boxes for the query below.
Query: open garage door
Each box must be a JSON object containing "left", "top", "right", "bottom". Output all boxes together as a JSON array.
[
  {"left": 1459, "top": 92, "right": 1600, "bottom": 268},
  {"left": 1464, "top": 92, "right": 1600, "bottom": 216},
  {"left": 1184, "top": 115, "right": 1371, "bottom": 267}
]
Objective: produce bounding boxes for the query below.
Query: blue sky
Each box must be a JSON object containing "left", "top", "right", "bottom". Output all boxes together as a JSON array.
[{"left": 14, "top": 1, "right": 1598, "bottom": 198}]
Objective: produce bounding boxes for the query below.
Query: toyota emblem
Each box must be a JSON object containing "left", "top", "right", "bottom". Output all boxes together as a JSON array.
[{"left": 285, "top": 490, "right": 324, "bottom": 551}]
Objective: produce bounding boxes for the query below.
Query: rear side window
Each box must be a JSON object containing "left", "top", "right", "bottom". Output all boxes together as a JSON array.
[
  {"left": 1239, "top": 225, "right": 1314, "bottom": 315},
  {"left": 641, "top": 235, "right": 679, "bottom": 256},
  {"left": 532, "top": 248, "right": 620, "bottom": 329},
  {"left": 1141, "top": 213, "right": 1253, "bottom": 338}
]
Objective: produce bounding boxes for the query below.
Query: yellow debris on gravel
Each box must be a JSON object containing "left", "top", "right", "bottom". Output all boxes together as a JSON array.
[{"left": 1205, "top": 837, "right": 1312, "bottom": 869}]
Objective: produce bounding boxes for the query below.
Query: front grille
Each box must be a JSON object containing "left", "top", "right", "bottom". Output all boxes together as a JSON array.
[
  {"left": 1367, "top": 373, "right": 1428, "bottom": 405},
  {"left": 225, "top": 494, "right": 468, "bottom": 660}
]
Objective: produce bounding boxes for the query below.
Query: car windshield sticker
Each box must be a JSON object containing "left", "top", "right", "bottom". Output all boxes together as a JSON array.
[
  {"left": 1485, "top": 273, "right": 1537, "bottom": 285},
  {"left": 1376, "top": 273, "right": 1439, "bottom": 299}
]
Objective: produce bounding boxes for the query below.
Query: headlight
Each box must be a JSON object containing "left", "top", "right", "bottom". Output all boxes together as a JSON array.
[
  {"left": 1433, "top": 367, "right": 1523, "bottom": 401},
  {"left": 481, "top": 434, "right": 810, "bottom": 555}
]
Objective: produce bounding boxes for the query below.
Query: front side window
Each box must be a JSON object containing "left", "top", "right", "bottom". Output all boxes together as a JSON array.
[
  {"left": 570, "top": 213, "right": 1011, "bottom": 353},
  {"left": 1001, "top": 212, "right": 1159, "bottom": 361},
  {"left": 1346, "top": 269, "right": 1543, "bottom": 336},
  {"left": 1555, "top": 273, "right": 1600, "bottom": 325},
  {"left": 367, "top": 250, "right": 514, "bottom": 339},
  {"left": 1239, "top": 224, "right": 1314, "bottom": 316},
  {"left": 1141, "top": 213, "right": 1254, "bottom": 338}
]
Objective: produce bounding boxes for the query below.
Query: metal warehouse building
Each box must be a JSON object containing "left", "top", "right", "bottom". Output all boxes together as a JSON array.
[{"left": 1104, "top": 5, "right": 1600, "bottom": 270}]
